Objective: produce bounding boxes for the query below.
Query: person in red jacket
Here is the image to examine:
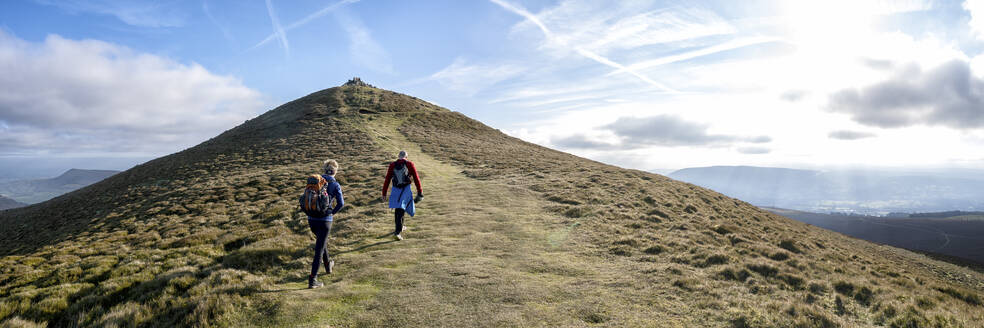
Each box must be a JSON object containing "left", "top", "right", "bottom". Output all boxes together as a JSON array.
[{"left": 382, "top": 150, "right": 422, "bottom": 241}]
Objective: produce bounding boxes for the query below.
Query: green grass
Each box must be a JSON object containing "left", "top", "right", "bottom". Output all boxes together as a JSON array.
[{"left": 1, "top": 82, "right": 983, "bottom": 327}]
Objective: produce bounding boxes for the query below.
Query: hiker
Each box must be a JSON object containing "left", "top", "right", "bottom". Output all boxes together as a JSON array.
[
  {"left": 382, "top": 150, "right": 422, "bottom": 241},
  {"left": 299, "top": 159, "right": 345, "bottom": 289}
]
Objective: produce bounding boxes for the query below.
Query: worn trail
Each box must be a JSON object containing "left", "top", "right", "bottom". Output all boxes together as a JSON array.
[{"left": 260, "top": 116, "right": 666, "bottom": 327}]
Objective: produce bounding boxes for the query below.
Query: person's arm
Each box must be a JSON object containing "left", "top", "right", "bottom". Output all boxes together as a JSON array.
[
  {"left": 331, "top": 183, "right": 344, "bottom": 215},
  {"left": 407, "top": 160, "right": 422, "bottom": 195},
  {"left": 381, "top": 162, "right": 394, "bottom": 197}
]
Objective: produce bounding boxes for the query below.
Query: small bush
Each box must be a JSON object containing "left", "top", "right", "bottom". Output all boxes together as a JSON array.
[
  {"left": 890, "top": 307, "right": 929, "bottom": 328},
  {"left": 745, "top": 263, "right": 778, "bottom": 278},
  {"left": 853, "top": 286, "right": 874, "bottom": 306},
  {"left": 808, "top": 282, "right": 827, "bottom": 295},
  {"left": 697, "top": 254, "right": 729, "bottom": 268},
  {"left": 719, "top": 268, "right": 751, "bottom": 282},
  {"left": 833, "top": 281, "right": 855, "bottom": 296},
  {"left": 915, "top": 296, "right": 935, "bottom": 309},
  {"left": 780, "top": 274, "right": 805, "bottom": 289},
  {"left": 563, "top": 206, "right": 588, "bottom": 218},
  {"left": 791, "top": 308, "right": 838, "bottom": 328},
  {"left": 613, "top": 239, "right": 639, "bottom": 247},
  {"left": 936, "top": 286, "right": 982, "bottom": 306},
  {"left": 778, "top": 240, "right": 802, "bottom": 254},
  {"left": 834, "top": 296, "right": 847, "bottom": 316},
  {"left": 643, "top": 245, "right": 664, "bottom": 255},
  {"left": 877, "top": 303, "right": 898, "bottom": 323},
  {"left": 609, "top": 246, "right": 632, "bottom": 256},
  {"left": 769, "top": 252, "right": 790, "bottom": 261},
  {"left": 672, "top": 278, "right": 699, "bottom": 291},
  {"left": 712, "top": 224, "right": 733, "bottom": 235}
]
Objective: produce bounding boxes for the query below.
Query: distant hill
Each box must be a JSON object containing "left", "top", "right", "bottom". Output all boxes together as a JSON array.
[
  {"left": 908, "top": 211, "right": 984, "bottom": 218},
  {"left": 765, "top": 207, "right": 984, "bottom": 266},
  {"left": 670, "top": 165, "right": 984, "bottom": 214},
  {"left": 1, "top": 80, "right": 982, "bottom": 327},
  {"left": 0, "top": 168, "right": 119, "bottom": 204},
  {"left": 0, "top": 195, "right": 25, "bottom": 210}
]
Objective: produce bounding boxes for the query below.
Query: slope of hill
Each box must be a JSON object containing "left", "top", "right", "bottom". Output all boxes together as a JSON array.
[
  {"left": 1, "top": 80, "right": 982, "bottom": 327},
  {"left": 764, "top": 207, "right": 984, "bottom": 266},
  {"left": 0, "top": 169, "right": 120, "bottom": 204},
  {"left": 0, "top": 196, "right": 25, "bottom": 210},
  {"left": 669, "top": 166, "right": 984, "bottom": 214}
]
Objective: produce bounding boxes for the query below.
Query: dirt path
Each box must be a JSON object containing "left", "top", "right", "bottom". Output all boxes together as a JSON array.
[{"left": 255, "top": 116, "right": 675, "bottom": 327}]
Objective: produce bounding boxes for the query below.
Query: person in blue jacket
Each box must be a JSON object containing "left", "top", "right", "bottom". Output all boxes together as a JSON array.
[{"left": 305, "top": 159, "right": 344, "bottom": 289}]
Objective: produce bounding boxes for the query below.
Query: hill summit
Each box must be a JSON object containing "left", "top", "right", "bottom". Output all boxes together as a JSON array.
[{"left": 1, "top": 80, "right": 982, "bottom": 327}]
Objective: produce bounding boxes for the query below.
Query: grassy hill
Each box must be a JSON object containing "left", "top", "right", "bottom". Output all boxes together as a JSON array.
[
  {"left": 0, "top": 169, "right": 120, "bottom": 204},
  {"left": 1, "top": 79, "right": 982, "bottom": 327},
  {"left": 0, "top": 196, "right": 25, "bottom": 211}
]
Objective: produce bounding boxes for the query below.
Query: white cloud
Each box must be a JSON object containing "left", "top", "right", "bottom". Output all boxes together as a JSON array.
[
  {"left": 34, "top": 0, "right": 186, "bottom": 28},
  {"left": 0, "top": 31, "right": 264, "bottom": 155},
  {"left": 334, "top": 12, "right": 393, "bottom": 74},
  {"left": 965, "top": 0, "right": 984, "bottom": 40},
  {"left": 429, "top": 57, "right": 524, "bottom": 95}
]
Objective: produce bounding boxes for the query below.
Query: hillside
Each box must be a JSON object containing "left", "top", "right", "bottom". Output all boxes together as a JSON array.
[
  {"left": 669, "top": 166, "right": 984, "bottom": 214},
  {"left": 764, "top": 207, "right": 984, "bottom": 266},
  {"left": 1, "top": 80, "right": 982, "bottom": 327},
  {"left": 0, "top": 196, "right": 25, "bottom": 211},
  {"left": 0, "top": 169, "right": 120, "bottom": 204}
]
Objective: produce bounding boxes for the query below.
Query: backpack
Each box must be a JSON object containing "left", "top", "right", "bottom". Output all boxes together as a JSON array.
[
  {"left": 299, "top": 174, "right": 333, "bottom": 218},
  {"left": 392, "top": 161, "right": 412, "bottom": 188}
]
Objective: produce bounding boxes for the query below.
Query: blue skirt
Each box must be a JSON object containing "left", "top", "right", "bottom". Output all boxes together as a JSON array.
[{"left": 388, "top": 185, "right": 415, "bottom": 217}]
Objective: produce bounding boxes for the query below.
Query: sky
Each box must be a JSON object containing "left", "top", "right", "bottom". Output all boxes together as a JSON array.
[{"left": 2, "top": 0, "right": 984, "bottom": 178}]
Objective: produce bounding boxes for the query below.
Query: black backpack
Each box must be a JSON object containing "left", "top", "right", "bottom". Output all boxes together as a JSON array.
[
  {"left": 299, "top": 175, "right": 333, "bottom": 218},
  {"left": 392, "top": 161, "right": 412, "bottom": 188}
]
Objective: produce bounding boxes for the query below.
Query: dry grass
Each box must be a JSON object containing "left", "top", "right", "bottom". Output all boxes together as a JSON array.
[{"left": 0, "top": 83, "right": 982, "bottom": 327}]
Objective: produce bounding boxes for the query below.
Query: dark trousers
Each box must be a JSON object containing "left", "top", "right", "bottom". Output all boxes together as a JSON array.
[
  {"left": 394, "top": 209, "right": 405, "bottom": 235},
  {"left": 308, "top": 219, "right": 333, "bottom": 277}
]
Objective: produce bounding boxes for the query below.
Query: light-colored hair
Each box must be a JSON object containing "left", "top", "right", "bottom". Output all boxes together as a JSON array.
[
  {"left": 397, "top": 150, "right": 407, "bottom": 159},
  {"left": 323, "top": 159, "right": 339, "bottom": 176}
]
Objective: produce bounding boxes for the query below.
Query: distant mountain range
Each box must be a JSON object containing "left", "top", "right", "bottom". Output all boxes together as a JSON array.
[
  {"left": 0, "top": 168, "right": 119, "bottom": 204},
  {"left": 668, "top": 166, "right": 984, "bottom": 214},
  {"left": 0, "top": 195, "right": 25, "bottom": 210},
  {"left": 765, "top": 207, "right": 984, "bottom": 266}
]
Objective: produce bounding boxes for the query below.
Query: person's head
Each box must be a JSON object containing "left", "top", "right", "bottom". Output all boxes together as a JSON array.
[
  {"left": 323, "top": 159, "right": 339, "bottom": 176},
  {"left": 397, "top": 150, "right": 407, "bottom": 159}
]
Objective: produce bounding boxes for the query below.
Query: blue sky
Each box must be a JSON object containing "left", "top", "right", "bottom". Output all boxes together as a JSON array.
[{"left": 2, "top": 0, "right": 984, "bottom": 178}]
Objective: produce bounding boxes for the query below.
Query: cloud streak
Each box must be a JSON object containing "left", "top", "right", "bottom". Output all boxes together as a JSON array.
[
  {"left": 608, "top": 36, "right": 781, "bottom": 76},
  {"left": 34, "top": 0, "right": 186, "bottom": 28},
  {"left": 489, "top": 0, "right": 676, "bottom": 92},
  {"left": 202, "top": 1, "right": 235, "bottom": 47},
  {"left": 429, "top": 58, "right": 524, "bottom": 95},
  {"left": 251, "top": 0, "right": 361, "bottom": 51},
  {"left": 264, "top": 0, "right": 289, "bottom": 58}
]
